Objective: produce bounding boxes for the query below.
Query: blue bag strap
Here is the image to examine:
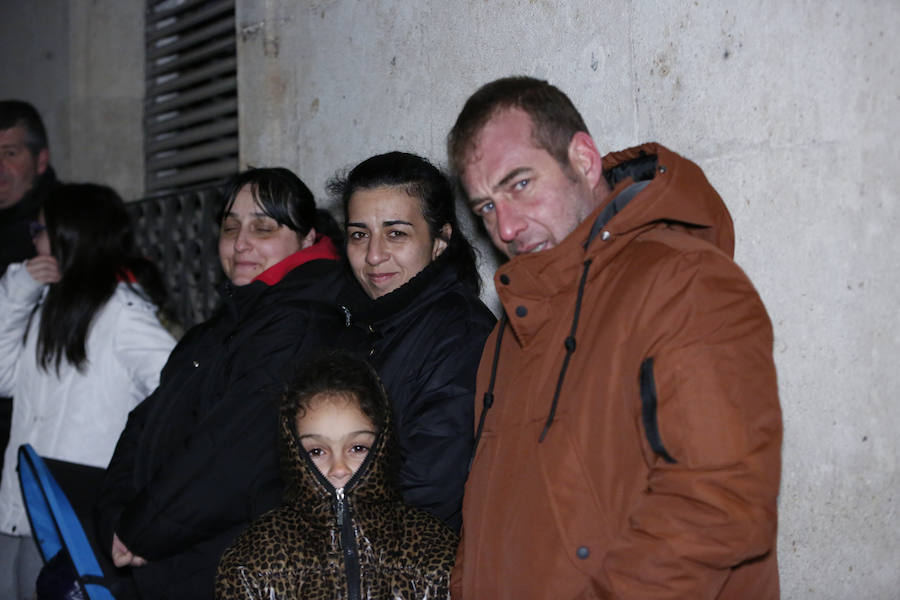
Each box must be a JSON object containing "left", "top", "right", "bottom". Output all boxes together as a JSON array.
[
  {"left": 17, "top": 444, "right": 117, "bottom": 600},
  {"left": 17, "top": 444, "right": 62, "bottom": 562}
]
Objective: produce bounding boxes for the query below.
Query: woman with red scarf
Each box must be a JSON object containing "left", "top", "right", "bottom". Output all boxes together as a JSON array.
[{"left": 97, "top": 168, "right": 345, "bottom": 600}]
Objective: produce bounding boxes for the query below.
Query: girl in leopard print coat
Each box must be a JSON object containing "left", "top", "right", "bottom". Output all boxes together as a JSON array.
[{"left": 216, "top": 351, "right": 457, "bottom": 600}]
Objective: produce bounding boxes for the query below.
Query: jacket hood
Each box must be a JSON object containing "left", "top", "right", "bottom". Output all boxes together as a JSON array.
[
  {"left": 216, "top": 240, "right": 342, "bottom": 320},
  {"left": 278, "top": 400, "right": 401, "bottom": 524},
  {"left": 493, "top": 143, "right": 735, "bottom": 308},
  {"left": 483, "top": 143, "right": 737, "bottom": 444},
  {"left": 599, "top": 143, "right": 734, "bottom": 257}
]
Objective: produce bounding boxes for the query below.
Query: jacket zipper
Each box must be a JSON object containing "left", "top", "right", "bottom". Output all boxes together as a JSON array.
[{"left": 336, "top": 487, "right": 361, "bottom": 600}]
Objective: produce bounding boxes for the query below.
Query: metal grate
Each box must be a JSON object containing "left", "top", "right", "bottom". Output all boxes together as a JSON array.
[
  {"left": 128, "top": 185, "right": 225, "bottom": 329},
  {"left": 145, "top": 0, "right": 238, "bottom": 195}
]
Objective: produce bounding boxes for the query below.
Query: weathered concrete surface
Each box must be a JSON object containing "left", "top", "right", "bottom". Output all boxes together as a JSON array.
[
  {"left": 67, "top": 1, "right": 145, "bottom": 199},
  {"left": 0, "top": 1, "right": 71, "bottom": 178},
  {"left": 236, "top": 2, "right": 900, "bottom": 598},
  {"left": 0, "top": 0, "right": 144, "bottom": 199}
]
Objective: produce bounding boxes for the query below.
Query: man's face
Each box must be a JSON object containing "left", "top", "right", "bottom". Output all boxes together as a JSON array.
[
  {"left": 0, "top": 125, "right": 48, "bottom": 210},
  {"left": 461, "top": 109, "right": 599, "bottom": 258}
]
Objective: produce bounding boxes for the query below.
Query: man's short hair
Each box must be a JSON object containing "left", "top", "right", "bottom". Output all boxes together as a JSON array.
[
  {"left": 0, "top": 100, "right": 49, "bottom": 156},
  {"left": 447, "top": 76, "right": 589, "bottom": 176}
]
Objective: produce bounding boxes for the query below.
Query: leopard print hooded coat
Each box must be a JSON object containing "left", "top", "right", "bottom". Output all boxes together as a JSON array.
[{"left": 215, "top": 396, "right": 457, "bottom": 599}]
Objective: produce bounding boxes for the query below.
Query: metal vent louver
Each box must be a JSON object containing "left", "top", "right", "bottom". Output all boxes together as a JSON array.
[{"left": 145, "top": 0, "right": 237, "bottom": 194}]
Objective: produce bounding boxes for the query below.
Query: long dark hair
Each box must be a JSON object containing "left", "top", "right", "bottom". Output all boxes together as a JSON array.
[
  {"left": 219, "top": 167, "right": 342, "bottom": 246},
  {"left": 34, "top": 183, "right": 171, "bottom": 374},
  {"left": 327, "top": 152, "right": 481, "bottom": 293}
]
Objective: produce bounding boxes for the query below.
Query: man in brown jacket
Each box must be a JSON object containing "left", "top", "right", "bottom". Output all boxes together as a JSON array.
[{"left": 447, "top": 76, "right": 782, "bottom": 599}]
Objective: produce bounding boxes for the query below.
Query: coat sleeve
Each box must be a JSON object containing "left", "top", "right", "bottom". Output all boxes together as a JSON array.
[
  {"left": 215, "top": 524, "right": 276, "bottom": 600},
  {"left": 450, "top": 528, "right": 465, "bottom": 598},
  {"left": 0, "top": 263, "right": 44, "bottom": 394},
  {"left": 601, "top": 249, "right": 782, "bottom": 598},
  {"left": 95, "top": 313, "right": 206, "bottom": 554},
  {"left": 94, "top": 387, "right": 154, "bottom": 555},
  {"left": 109, "top": 306, "right": 329, "bottom": 560},
  {"left": 215, "top": 563, "right": 267, "bottom": 600},
  {"left": 111, "top": 291, "right": 177, "bottom": 400},
  {"left": 395, "top": 302, "right": 495, "bottom": 532}
]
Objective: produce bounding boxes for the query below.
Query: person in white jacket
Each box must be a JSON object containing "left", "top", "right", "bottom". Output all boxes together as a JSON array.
[{"left": 0, "top": 183, "right": 177, "bottom": 600}]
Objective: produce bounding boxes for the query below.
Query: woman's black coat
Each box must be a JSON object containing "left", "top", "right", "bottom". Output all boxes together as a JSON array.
[
  {"left": 96, "top": 256, "right": 344, "bottom": 600},
  {"left": 335, "top": 256, "right": 496, "bottom": 532}
]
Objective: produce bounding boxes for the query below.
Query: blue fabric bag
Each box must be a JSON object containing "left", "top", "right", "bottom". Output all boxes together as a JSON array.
[{"left": 17, "top": 443, "right": 116, "bottom": 600}]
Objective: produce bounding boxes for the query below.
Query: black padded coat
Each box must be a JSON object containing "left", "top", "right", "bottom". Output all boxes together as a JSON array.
[
  {"left": 96, "top": 242, "right": 345, "bottom": 600},
  {"left": 334, "top": 256, "right": 496, "bottom": 532}
]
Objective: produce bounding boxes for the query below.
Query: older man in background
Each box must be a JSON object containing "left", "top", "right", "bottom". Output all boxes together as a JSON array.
[
  {"left": 0, "top": 100, "right": 59, "bottom": 484},
  {"left": 1, "top": 100, "right": 58, "bottom": 274}
]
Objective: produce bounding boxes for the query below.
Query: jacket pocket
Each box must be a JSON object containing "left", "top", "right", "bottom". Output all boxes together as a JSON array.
[
  {"left": 535, "top": 418, "right": 612, "bottom": 583},
  {"left": 639, "top": 357, "right": 677, "bottom": 464}
]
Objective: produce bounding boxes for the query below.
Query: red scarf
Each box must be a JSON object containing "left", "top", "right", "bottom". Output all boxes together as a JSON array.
[{"left": 252, "top": 235, "right": 339, "bottom": 286}]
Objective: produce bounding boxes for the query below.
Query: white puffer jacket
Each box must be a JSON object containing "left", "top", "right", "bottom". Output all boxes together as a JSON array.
[{"left": 0, "top": 261, "right": 176, "bottom": 536}]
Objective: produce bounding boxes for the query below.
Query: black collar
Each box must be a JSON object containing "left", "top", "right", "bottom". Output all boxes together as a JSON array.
[{"left": 339, "top": 253, "right": 454, "bottom": 324}]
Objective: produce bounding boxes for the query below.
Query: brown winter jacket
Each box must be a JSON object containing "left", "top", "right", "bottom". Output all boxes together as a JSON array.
[{"left": 452, "top": 143, "right": 782, "bottom": 599}]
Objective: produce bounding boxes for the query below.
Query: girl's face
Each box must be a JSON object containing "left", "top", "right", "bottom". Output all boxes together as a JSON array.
[
  {"left": 345, "top": 185, "right": 448, "bottom": 299},
  {"left": 296, "top": 393, "right": 378, "bottom": 490},
  {"left": 218, "top": 185, "right": 314, "bottom": 286}
]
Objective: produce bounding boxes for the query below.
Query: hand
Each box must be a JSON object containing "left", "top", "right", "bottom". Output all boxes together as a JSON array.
[
  {"left": 25, "top": 256, "right": 61, "bottom": 284},
  {"left": 111, "top": 533, "right": 147, "bottom": 568}
]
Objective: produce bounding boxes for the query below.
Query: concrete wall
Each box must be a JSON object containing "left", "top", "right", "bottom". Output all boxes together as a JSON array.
[
  {"left": 66, "top": 1, "right": 145, "bottom": 200},
  {"left": 0, "top": 1, "right": 71, "bottom": 177},
  {"left": 235, "top": 1, "right": 900, "bottom": 598},
  {"left": 0, "top": 0, "right": 144, "bottom": 200}
]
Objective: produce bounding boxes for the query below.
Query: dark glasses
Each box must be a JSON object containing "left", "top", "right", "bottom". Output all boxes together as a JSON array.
[{"left": 29, "top": 221, "right": 46, "bottom": 238}]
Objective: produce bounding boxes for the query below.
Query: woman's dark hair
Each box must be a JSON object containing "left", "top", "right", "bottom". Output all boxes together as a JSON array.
[
  {"left": 34, "top": 183, "right": 171, "bottom": 374},
  {"left": 282, "top": 350, "right": 390, "bottom": 434},
  {"left": 220, "top": 167, "right": 342, "bottom": 246},
  {"left": 327, "top": 152, "right": 481, "bottom": 293}
]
